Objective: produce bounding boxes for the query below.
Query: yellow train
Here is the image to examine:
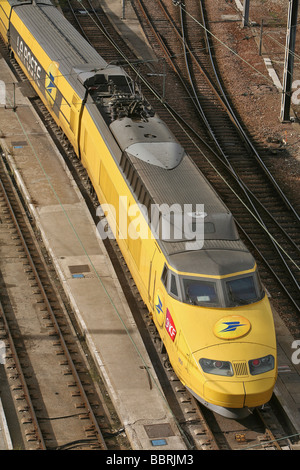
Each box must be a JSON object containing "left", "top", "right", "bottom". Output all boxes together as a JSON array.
[{"left": 0, "top": 0, "right": 277, "bottom": 419}]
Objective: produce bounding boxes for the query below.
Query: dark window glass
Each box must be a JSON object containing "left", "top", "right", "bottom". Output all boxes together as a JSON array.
[
  {"left": 161, "top": 265, "right": 168, "bottom": 288},
  {"left": 226, "top": 276, "right": 257, "bottom": 306},
  {"left": 183, "top": 279, "right": 218, "bottom": 306},
  {"left": 170, "top": 274, "right": 178, "bottom": 297}
]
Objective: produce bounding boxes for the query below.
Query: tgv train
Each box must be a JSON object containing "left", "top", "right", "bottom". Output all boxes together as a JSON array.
[{"left": 0, "top": 0, "right": 277, "bottom": 418}]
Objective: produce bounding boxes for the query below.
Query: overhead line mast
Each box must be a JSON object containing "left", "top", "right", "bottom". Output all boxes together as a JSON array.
[{"left": 280, "top": 0, "right": 299, "bottom": 122}]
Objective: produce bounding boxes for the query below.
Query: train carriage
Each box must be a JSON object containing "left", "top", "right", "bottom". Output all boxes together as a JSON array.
[{"left": 0, "top": 0, "right": 277, "bottom": 418}]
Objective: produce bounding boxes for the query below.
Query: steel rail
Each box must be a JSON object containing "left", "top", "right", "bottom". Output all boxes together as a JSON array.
[
  {"left": 156, "top": 0, "right": 300, "bottom": 229},
  {"left": 136, "top": 0, "right": 299, "bottom": 235},
  {"left": 65, "top": 0, "right": 92, "bottom": 44},
  {"left": 254, "top": 408, "right": 283, "bottom": 450},
  {"left": 0, "top": 180, "right": 47, "bottom": 450},
  {"left": 53, "top": 0, "right": 299, "bottom": 447},
  {"left": 198, "top": 0, "right": 299, "bottom": 223},
  {"left": 0, "top": 168, "right": 107, "bottom": 450},
  {"left": 0, "top": 301, "right": 47, "bottom": 449},
  {"left": 0, "top": 303, "right": 47, "bottom": 449}
]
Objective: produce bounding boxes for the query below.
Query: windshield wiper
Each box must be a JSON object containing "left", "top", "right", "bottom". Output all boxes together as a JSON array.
[{"left": 228, "top": 287, "right": 248, "bottom": 306}]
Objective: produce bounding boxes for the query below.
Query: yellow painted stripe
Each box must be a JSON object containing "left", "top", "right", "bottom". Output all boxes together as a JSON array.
[{"left": 165, "top": 262, "right": 257, "bottom": 279}]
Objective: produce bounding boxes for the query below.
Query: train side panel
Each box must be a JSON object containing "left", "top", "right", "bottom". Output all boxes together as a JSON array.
[
  {"left": 0, "top": 1, "right": 167, "bottom": 325},
  {"left": 79, "top": 107, "right": 168, "bottom": 316},
  {"left": 0, "top": 0, "right": 11, "bottom": 41},
  {"left": 4, "top": 7, "right": 81, "bottom": 153}
]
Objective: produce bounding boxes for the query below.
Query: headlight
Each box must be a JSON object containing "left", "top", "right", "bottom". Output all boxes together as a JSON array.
[
  {"left": 199, "top": 358, "right": 233, "bottom": 376},
  {"left": 248, "top": 355, "right": 275, "bottom": 375}
]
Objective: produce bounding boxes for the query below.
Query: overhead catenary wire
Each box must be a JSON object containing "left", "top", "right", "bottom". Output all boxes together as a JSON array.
[
  {"left": 223, "top": 0, "right": 300, "bottom": 78},
  {"left": 7, "top": 1, "right": 299, "bottom": 100},
  {"left": 240, "top": 430, "right": 300, "bottom": 450},
  {"left": 17, "top": 0, "right": 297, "bottom": 293},
  {"left": 51, "top": 0, "right": 300, "bottom": 279},
  {"left": 6, "top": 3, "right": 292, "bottom": 102}
]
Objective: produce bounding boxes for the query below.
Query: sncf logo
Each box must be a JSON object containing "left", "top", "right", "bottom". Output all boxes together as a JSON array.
[{"left": 165, "top": 309, "right": 177, "bottom": 342}]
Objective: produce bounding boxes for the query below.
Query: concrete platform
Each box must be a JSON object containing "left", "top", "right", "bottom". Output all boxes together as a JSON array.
[{"left": 0, "top": 57, "right": 187, "bottom": 450}]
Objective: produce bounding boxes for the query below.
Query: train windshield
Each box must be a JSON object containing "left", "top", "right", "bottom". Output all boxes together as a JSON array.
[
  {"left": 225, "top": 274, "right": 263, "bottom": 307},
  {"left": 182, "top": 278, "right": 220, "bottom": 307},
  {"left": 180, "top": 272, "right": 264, "bottom": 308}
]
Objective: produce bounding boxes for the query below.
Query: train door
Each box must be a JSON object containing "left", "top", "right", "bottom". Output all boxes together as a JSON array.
[
  {"left": 69, "top": 92, "right": 82, "bottom": 152},
  {"left": 148, "top": 244, "right": 165, "bottom": 328},
  {"left": 175, "top": 331, "right": 192, "bottom": 378}
]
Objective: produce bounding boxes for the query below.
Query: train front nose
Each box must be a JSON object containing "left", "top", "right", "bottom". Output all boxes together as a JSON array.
[
  {"left": 203, "top": 378, "right": 245, "bottom": 409},
  {"left": 193, "top": 344, "right": 277, "bottom": 417},
  {"left": 202, "top": 375, "right": 275, "bottom": 409}
]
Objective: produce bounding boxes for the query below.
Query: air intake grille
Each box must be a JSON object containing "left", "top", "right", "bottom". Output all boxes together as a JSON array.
[{"left": 233, "top": 361, "right": 248, "bottom": 376}]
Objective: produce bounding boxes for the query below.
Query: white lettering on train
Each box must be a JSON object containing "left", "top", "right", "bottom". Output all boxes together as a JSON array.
[{"left": 16, "top": 36, "right": 41, "bottom": 87}]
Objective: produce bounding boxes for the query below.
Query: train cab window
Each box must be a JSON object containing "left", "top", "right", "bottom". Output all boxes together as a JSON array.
[
  {"left": 177, "top": 271, "right": 264, "bottom": 308},
  {"left": 161, "top": 266, "right": 180, "bottom": 299},
  {"left": 161, "top": 265, "right": 168, "bottom": 288},
  {"left": 170, "top": 273, "right": 178, "bottom": 297},
  {"left": 182, "top": 278, "right": 219, "bottom": 307},
  {"left": 225, "top": 274, "right": 263, "bottom": 307}
]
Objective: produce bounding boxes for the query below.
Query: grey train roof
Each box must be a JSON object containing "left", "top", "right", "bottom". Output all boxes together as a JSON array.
[
  {"left": 8, "top": 1, "right": 254, "bottom": 275},
  {"left": 121, "top": 143, "right": 253, "bottom": 275},
  {"left": 8, "top": 0, "right": 106, "bottom": 99}
]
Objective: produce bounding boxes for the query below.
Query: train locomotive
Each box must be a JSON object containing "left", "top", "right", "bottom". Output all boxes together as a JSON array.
[{"left": 0, "top": 0, "right": 277, "bottom": 419}]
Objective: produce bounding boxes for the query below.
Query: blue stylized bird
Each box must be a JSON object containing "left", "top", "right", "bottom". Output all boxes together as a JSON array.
[
  {"left": 221, "top": 321, "right": 245, "bottom": 332},
  {"left": 155, "top": 296, "right": 163, "bottom": 314},
  {"left": 47, "top": 72, "right": 55, "bottom": 94}
]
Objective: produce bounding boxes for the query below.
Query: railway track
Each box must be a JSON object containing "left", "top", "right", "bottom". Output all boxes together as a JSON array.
[{"left": 0, "top": 154, "right": 127, "bottom": 450}]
